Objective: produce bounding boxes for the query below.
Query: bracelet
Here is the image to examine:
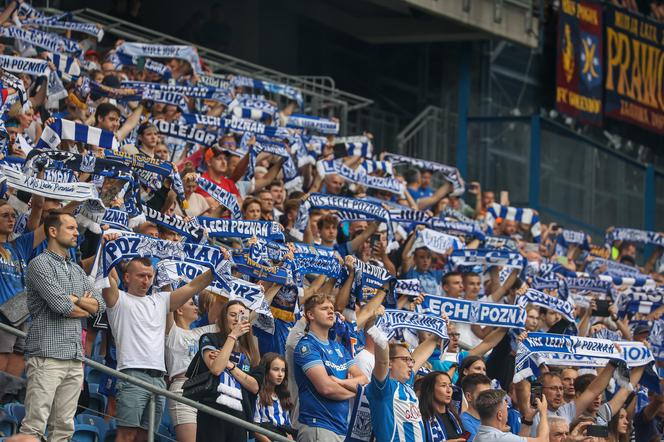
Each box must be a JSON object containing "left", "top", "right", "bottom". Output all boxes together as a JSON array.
[
  {"left": 228, "top": 335, "right": 237, "bottom": 341},
  {"left": 229, "top": 363, "right": 236, "bottom": 372},
  {"left": 522, "top": 419, "right": 533, "bottom": 426}
]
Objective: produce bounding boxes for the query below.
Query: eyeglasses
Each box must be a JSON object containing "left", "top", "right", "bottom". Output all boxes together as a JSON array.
[
  {"left": 390, "top": 356, "right": 415, "bottom": 365},
  {"left": 0, "top": 213, "right": 17, "bottom": 220}
]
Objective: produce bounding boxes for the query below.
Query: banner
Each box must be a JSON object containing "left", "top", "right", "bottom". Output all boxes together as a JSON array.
[
  {"left": 556, "top": 0, "right": 603, "bottom": 125},
  {"left": 418, "top": 294, "right": 527, "bottom": 328},
  {"left": 604, "top": 4, "right": 664, "bottom": 133}
]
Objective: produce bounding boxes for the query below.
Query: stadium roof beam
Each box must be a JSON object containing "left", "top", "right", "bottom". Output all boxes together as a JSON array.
[{"left": 283, "top": 0, "right": 538, "bottom": 48}]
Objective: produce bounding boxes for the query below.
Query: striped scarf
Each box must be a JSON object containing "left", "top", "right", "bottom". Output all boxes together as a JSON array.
[
  {"left": 36, "top": 118, "right": 119, "bottom": 150},
  {"left": 116, "top": 42, "right": 202, "bottom": 74},
  {"left": 485, "top": 203, "right": 542, "bottom": 242}
]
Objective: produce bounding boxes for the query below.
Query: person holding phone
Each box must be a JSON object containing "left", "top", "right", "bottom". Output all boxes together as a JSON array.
[
  {"left": 419, "top": 371, "right": 468, "bottom": 442},
  {"left": 196, "top": 300, "right": 261, "bottom": 442},
  {"left": 474, "top": 389, "right": 549, "bottom": 442}
]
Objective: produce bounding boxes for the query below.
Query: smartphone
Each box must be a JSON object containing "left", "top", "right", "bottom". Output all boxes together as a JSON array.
[
  {"left": 370, "top": 234, "right": 380, "bottom": 249},
  {"left": 458, "top": 431, "right": 472, "bottom": 441},
  {"left": 586, "top": 425, "right": 609, "bottom": 437},
  {"left": 530, "top": 383, "right": 542, "bottom": 407},
  {"left": 593, "top": 300, "right": 612, "bottom": 317},
  {"left": 238, "top": 312, "right": 248, "bottom": 323}
]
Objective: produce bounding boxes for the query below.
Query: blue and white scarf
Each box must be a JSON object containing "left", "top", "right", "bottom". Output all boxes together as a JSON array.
[
  {"left": 605, "top": 228, "right": 664, "bottom": 248},
  {"left": 249, "top": 136, "right": 300, "bottom": 190},
  {"left": 197, "top": 217, "right": 285, "bottom": 242},
  {"left": 0, "top": 26, "right": 80, "bottom": 54},
  {"left": 36, "top": 118, "right": 119, "bottom": 150},
  {"left": 350, "top": 260, "right": 397, "bottom": 306},
  {"left": 231, "top": 247, "right": 293, "bottom": 286},
  {"left": 150, "top": 119, "right": 217, "bottom": 147},
  {"left": 514, "top": 332, "right": 654, "bottom": 383},
  {"left": 198, "top": 73, "right": 232, "bottom": 89},
  {"left": 375, "top": 309, "right": 449, "bottom": 340},
  {"left": 295, "top": 193, "right": 393, "bottom": 239},
  {"left": 155, "top": 260, "right": 272, "bottom": 318},
  {"left": 411, "top": 228, "right": 462, "bottom": 255},
  {"left": 285, "top": 113, "right": 339, "bottom": 134},
  {"left": 586, "top": 257, "right": 643, "bottom": 278},
  {"left": 47, "top": 53, "right": 81, "bottom": 81},
  {"left": 113, "top": 53, "right": 172, "bottom": 80},
  {"left": 516, "top": 289, "right": 575, "bottom": 323},
  {"left": 123, "top": 81, "right": 228, "bottom": 101},
  {"left": 116, "top": 42, "right": 202, "bottom": 74},
  {"left": 382, "top": 152, "right": 465, "bottom": 196},
  {"left": 142, "top": 89, "right": 189, "bottom": 111},
  {"left": 1, "top": 165, "right": 100, "bottom": 202},
  {"left": 485, "top": 203, "right": 541, "bottom": 242},
  {"left": 395, "top": 279, "right": 422, "bottom": 297},
  {"left": 100, "top": 208, "right": 131, "bottom": 231},
  {"left": 419, "top": 294, "right": 527, "bottom": 328},
  {"left": 430, "top": 218, "right": 486, "bottom": 241},
  {"left": 447, "top": 248, "right": 526, "bottom": 271},
  {"left": 290, "top": 244, "right": 343, "bottom": 279},
  {"left": 224, "top": 117, "right": 292, "bottom": 138},
  {"left": 316, "top": 159, "right": 405, "bottom": 195},
  {"left": 179, "top": 112, "right": 224, "bottom": 128},
  {"left": 140, "top": 204, "right": 206, "bottom": 242},
  {"left": 231, "top": 75, "right": 303, "bottom": 107},
  {"left": 95, "top": 233, "right": 232, "bottom": 288},
  {"left": 196, "top": 177, "right": 242, "bottom": 219},
  {"left": 0, "top": 55, "right": 50, "bottom": 77},
  {"left": 21, "top": 12, "right": 104, "bottom": 41},
  {"left": 346, "top": 385, "right": 372, "bottom": 442},
  {"left": 555, "top": 230, "right": 590, "bottom": 256},
  {"left": 333, "top": 136, "right": 373, "bottom": 158},
  {"left": 424, "top": 413, "right": 463, "bottom": 442}
]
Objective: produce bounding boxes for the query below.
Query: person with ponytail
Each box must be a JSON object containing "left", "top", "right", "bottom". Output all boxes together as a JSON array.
[
  {"left": 253, "top": 353, "right": 296, "bottom": 441},
  {"left": 419, "top": 371, "right": 467, "bottom": 442},
  {"left": 196, "top": 299, "right": 260, "bottom": 442}
]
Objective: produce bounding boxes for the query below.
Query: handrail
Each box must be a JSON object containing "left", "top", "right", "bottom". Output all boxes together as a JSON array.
[
  {"left": 44, "top": 7, "right": 373, "bottom": 112},
  {"left": 0, "top": 321, "right": 290, "bottom": 442},
  {"left": 395, "top": 106, "right": 442, "bottom": 144}
]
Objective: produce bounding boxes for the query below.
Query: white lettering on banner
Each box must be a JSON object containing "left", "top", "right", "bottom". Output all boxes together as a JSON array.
[
  {"left": 203, "top": 219, "right": 269, "bottom": 237},
  {"left": 226, "top": 118, "right": 266, "bottom": 133}
]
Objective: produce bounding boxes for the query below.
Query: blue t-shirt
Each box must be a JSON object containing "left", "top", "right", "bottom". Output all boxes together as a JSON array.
[
  {"left": 367, "top": 372, "right": 424, "bottom": 442},
  {"left": 403, "top": 268, "right": 443, "bottom": 297},
  {"left": 0, "top": 232, "right": 34, "bottom": 305},
  {"left": 461, "top": 411, "right": 480, "bottom": 442},
  {"left": 430, "top": 350, "right": 468, "bottom": 383},
  {"left": 293, "top": 333, "right": 354, "bottom": 435}
]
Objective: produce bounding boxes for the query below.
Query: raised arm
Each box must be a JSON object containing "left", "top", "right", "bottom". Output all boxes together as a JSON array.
[
  {"left": 574, "top": 362, "right": 616, "bottom": 419},
  {"left": 417, "top": 181, "right": 451, "bottom": 210},
  {"left": 467, "top": 326, "right": 507, "bottom": 357},
  {"left": 115, "top": 103, "right": 144, "bottom": 142},
  {"left": 412, "top": 333, "right": 440, "bottom": 374},
  {"left": 170, "top": 268, "right": 214, "bottom": 311}
]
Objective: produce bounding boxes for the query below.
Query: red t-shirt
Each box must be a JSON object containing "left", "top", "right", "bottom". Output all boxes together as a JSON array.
[{"left": 196, "top": 171, "right": 240, "bottom": 198}]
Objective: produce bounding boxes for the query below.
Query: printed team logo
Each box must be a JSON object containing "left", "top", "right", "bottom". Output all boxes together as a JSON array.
[
  {"left": 562, "top": 23, "right": 575, "bottom": 83},
  {"left": 335, "top": 347, "right": 344, "bottom": 358},
  {"left": 300, "top": 345, "right": 308, "bottom": 354},
  {"left": 580, "top": 33, "right": 600, "bottom": 87}
]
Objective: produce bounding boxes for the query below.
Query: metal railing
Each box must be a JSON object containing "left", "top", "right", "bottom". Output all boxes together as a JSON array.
[
  {"left": 0, "top": 322, "right": 290, "bottom": 442},
  {"left": 41, "top": 7, "right": 374, "bottom": 130},
  {"left": 395, "top": 105, "right": 456, "bottom": 164}
]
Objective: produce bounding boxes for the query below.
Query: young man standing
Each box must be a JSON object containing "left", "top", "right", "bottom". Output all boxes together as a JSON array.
[
  {"left": 293, "top": 293, "right": 367, "bottom": 441},
  {"left": 21, "top": 212, "right": 105, "bottom": 442},
  {"left": 460, "top": 373, "right": 493, "bottom": 442},
  {"left": 366, "top": 328, "right": 440, "bottom": 441},
  {"left": 103, "top": 255, "right": 222, "bottom": 442},
  {"left": 475, "top": 389, "right": 548, "bottom": 442}
]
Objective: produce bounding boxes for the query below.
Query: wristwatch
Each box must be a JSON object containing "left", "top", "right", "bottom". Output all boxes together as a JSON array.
[
  {"left": 522, "top": 418, "right": 533, "bottom": 426},
  {"left": 228, "top": 363, "right": 236, "bottom": 372}
]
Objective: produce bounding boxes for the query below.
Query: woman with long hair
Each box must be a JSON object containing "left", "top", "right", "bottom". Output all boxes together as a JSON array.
[
  {"left": 194, "top": 300, "right": 261, "bottom": 442},
  {"left": 253, "top": 353, "right": 296, "bottom": 441},
  {"left": 456, "top": 355, "right": 486, "bottom": 387},
  {"left": 607, "top": 407, "right": 629, "bottom": 442},
  {"left": 242, "top": 197, "right": 262, "bottom": 221},
  {"left": 419, "top": 372, "right": 467, "bottom": 442}
]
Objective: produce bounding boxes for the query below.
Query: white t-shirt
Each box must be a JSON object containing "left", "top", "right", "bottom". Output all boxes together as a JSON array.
[
  {"left": 457, "top": 322, "right": 483, "bottom": 350},
  {"left": 107, "top": 290, "right": 170, "bottom": 372},
  {"left": 353, "top": 348, "right": 375, "bottom": 380},
  {"left": 165, "top": 324, "right": 218, "bottom": 379}
]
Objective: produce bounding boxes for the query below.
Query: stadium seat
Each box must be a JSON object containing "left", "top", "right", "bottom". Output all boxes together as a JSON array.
[
  {"left": 75, "top": 413, "right": 109, "bottom": 440},
  {"left": 88, "top": 390, "right": 107, "bottom": 416},
  {"left": 4, "top": 404, "right": 25, "bottom": 427},
  {"left": 0, "top": 417, "right": 16, "bottom": 437},
  {"left": 86, "top": 368, "right": 104, "bottom": 385},
  {"left": 72, "top": 423, "right": 100, "bottom": 442}
]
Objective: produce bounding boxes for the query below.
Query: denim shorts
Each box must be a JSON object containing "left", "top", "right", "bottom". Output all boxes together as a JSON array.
[{"left": 115, "top": 368, "right": 166, "bottom": 430}]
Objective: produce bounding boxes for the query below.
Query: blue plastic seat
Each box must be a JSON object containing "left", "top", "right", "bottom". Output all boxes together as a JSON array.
[
  {"left": 4, "top": 404, "right": 25, "bottom": 427},
  {"left": 72, "top": 423, "right": 100, "bottom": 442},
  {"left": 0, "top": 416, "right": 16, "bottom": 437},
  {"left": 75, "top": 413, "right": 108, "bottom": 440},
  {"left": 88, "top": 391, "right": 107, "bottom": 415},
  {"left": 86, "top": 369, "right": 104, "bottom": 385}
]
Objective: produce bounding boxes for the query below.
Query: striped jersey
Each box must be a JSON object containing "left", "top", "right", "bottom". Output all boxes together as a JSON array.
[
  {"left": 253, "top": 394, "right": 291, "bottom": 428},
  {"left": 366, "top": 372, "right": 425, "bottom": 442}
]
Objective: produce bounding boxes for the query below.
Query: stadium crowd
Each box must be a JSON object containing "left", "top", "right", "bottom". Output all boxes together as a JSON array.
[{"left": 0, "top": 1, "right": 664, "bottom": 442}]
